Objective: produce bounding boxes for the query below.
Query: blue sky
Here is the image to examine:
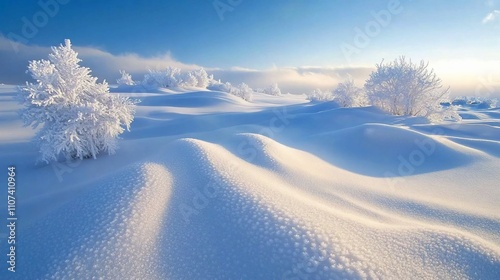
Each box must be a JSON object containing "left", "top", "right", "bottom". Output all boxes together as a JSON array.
[{"left": 1, "top": 0, "right": 499, "bottom": 95}]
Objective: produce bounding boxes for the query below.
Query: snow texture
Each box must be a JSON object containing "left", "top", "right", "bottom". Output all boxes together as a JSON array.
[{"left": 0, "top": 84, "right": 499, "bottom": 279}]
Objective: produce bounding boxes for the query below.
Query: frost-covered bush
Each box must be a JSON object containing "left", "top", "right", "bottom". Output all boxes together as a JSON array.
[
  {"left": 234, "top": 82, "right": 253, "bottom": 101},
  {"left": 142, "top": 67, "right": 211, "bottom": 89},
  {"left": 364, "top": 56, "right": 460, "bottom": 122},
  {"left": 207, "top": 80, "right": 233, "bottom": 92},
  {"left": 332, "top": 78, "right": 368, "bottom": 107},
  {"left": 207, "top": 80, "right": 253, "bottom": 101},
  {"left": 179, "top": 71, "right": 198, "bottom": 87},
  {"left": 17, "top": 39, "right": 136, "bottom": 163},
  {"left": 306, "top": 89, "right": 334, "bottom": 102},
  {"left": 191, "top": 68, "right": 212, "bottom": 88},
  {"left": 142, "top": 67, "right": 181, "bottom": 89},
  {"left": 117, "top": 70, "right": 135, "bottom": 86},
  {"left": 264, "top": 83, "right": 282, "bottom": 96}
]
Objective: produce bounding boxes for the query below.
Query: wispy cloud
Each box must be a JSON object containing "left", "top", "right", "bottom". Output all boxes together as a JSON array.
[{"left": 482, "top": 10, "right": 500, "bottom": 24}]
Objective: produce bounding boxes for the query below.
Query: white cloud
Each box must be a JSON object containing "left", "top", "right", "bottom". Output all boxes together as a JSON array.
[{"left": 482, "top": 10, "right": 500, "bottom": 24}]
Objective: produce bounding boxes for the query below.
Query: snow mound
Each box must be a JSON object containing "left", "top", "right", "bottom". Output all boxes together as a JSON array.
[{"left": 308, "top": 123, "right": 474, "bottom": 177}]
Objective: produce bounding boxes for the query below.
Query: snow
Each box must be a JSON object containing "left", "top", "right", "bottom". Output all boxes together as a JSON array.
[{"left": 0, "top": 84, "right": 499, "bottom": 279}]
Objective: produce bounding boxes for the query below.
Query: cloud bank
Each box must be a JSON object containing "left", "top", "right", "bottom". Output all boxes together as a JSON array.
[
  {"left": 0, "top": 36, "right": 373, "bottom": 94},
  {"left": 0, "top": 36, "right": 498, "bottom": 97}
]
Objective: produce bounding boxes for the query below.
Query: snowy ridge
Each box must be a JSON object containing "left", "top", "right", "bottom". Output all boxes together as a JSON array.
[{"left": 0, "top": 85, "right": 499, "bottom": 279}]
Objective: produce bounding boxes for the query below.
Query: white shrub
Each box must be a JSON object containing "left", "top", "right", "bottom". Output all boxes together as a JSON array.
[
  {"left": 142, "top": 67, "right": 181, "bottom": 89},
  {"left": 117, "top": 70, "right": 135, "bottom": 86},
  {"left": 142, "top": 69, "right": 163, "bottom": 89},
  {"left": 142, "top": 67, "right": 212, "bottom": 89},
  {"left": 333, "top": 78, "right": 368, "bottom": 107},
  {"left": 192, "top": 68, "right": 212, "bottom": 88},
  {"left": 179, "top": 71, "right": 198, "bottom": 87},
  {"left": 264, "top": 83, "right": 282, "bottom": 96},
  {"left": 306, "top": 88, "right": 334, "bottom": 102},
  {"left": 364, "top": 56, "right": 460, "bottom": 122},
  {"left": 207, "top": 80, "right": 253, "bottom": 101},
  {"left": 17, "top": 39, "right": 136, "bottom": 163},
  {"left": 207, "top": 80, "right": 233, "bottom": 92},
  {"left": 235, "top": 82, "right": 253, "bottom": 101}
]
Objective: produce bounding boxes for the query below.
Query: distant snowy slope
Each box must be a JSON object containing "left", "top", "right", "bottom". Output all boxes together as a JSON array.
[{"left": 0, "top": 86, "right": 499, "bottom": 279}]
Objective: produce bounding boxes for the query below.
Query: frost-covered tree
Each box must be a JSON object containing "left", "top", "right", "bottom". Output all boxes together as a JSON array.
[
  {"left": 333, "top": 78, "right": 368, "bottom": 107},
  {"left": 364, "top": 56, "right": 460, "bottom": 122},
  {"left": 306, "top": 88, "right": 334, "bottom": 102},
  {"left": 264, "top": 83, "right": 282, "bottom": 96},
  {"left": 17, "top": 39, "right": 136, "bottom": 163},
  {"left": 117, "top": 70, "right": 135, "bottom": 86}
]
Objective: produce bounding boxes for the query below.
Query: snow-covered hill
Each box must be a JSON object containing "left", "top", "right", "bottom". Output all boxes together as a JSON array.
[{"left": 1, "top": 85, "right": 499, "bottom": 279}]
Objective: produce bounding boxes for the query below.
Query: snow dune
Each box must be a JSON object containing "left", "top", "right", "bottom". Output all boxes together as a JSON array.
[{"left": 1, "top": 85, "right": 499, "bottom": 279}]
